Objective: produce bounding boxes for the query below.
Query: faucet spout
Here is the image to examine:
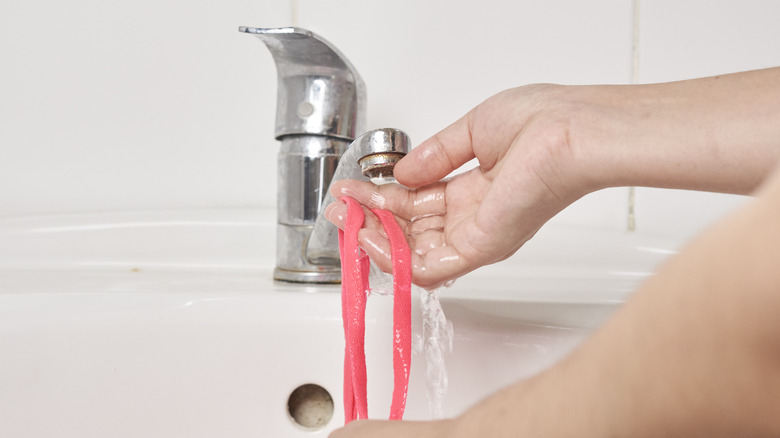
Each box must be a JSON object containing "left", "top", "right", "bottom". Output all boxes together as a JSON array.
[
  {"left": 239, "top": 27, "right": 366, "bottom": 140},
  {"left": 306, "top": 128, "right": 411, "bottom": 266},
  {"left": 241, "top": 26, "right": 366, "bottom": 283}
]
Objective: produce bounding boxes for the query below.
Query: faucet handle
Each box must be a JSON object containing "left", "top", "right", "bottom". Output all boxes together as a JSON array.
[{"left": 239, "top": 27, "right": 366, "bottom": 140}]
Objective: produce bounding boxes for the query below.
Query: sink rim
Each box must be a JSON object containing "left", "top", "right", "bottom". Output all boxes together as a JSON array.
[{"left": 0, "top": 208, "right": 678, "bottom": 306}]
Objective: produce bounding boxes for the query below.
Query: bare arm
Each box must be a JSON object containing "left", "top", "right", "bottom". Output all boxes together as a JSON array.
[
  {"left": 569, "top": 67, "right": 780, "bottom": 193},
  {"left": 327, "top": 68, "right": 780, "bottom": 289},
  {"left": 452, "top": 164, "right": 780, "bottom": 437}
]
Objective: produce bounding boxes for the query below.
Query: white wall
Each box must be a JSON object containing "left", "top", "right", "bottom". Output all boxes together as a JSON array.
[
  {"left": 1, "top": 0, "right": 778, "bottom": 242},
  {"left": 636, "top": 0, "right": 780, "bottom": 239}
]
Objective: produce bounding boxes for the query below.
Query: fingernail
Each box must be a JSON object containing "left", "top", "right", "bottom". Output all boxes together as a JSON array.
[{"left": 324, "top": 201, "right": 346, "bottom": 224}]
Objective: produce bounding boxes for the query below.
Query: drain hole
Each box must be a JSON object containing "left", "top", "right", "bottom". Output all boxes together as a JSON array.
[{"left": 287, "top": 384, "right": 334, "bottom": 430}]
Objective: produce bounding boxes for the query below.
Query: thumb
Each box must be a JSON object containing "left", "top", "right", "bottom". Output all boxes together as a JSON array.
[{"left": 394, "top": 113, "right": 476, "bottom": 188}]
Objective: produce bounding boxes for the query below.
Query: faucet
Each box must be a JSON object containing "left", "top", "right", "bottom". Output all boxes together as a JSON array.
[{"left": 240, "top": 26, "right": 410, "bottom": 283}]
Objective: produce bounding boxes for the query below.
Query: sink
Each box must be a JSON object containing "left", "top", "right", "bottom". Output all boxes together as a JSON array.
[{"left": 0, "top": 209, "right": 677, "bottom": 437}]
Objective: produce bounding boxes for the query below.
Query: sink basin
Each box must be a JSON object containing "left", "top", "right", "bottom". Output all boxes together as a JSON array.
[{"left": 0, "top": 209, "right": 677, "bottom": 437}]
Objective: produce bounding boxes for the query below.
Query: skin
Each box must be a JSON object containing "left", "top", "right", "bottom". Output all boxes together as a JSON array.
[{"left": 326, "top": 67, "right": 780, "bottom": 437}]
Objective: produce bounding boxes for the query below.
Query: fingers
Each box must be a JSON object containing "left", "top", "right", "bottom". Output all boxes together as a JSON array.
[
  {"left": 325, "top": 193, "right": 461, "bottom": 289},
  {"left": 329, "top": 180, "right": 413, "bottom": 218},
  {"left": 325, "top": 198, "right": 396, "bottom": 274},
  {"left": 326, "top": 203, "right": 412, "bottom": 277},
  {"left": 328, "top": 179, "right": 447, "bottom": 223},
  {"left": 394, "top": 112, "right": 477, "bottom": 188}
]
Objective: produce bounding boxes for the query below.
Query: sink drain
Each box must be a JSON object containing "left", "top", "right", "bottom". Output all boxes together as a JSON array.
[{"left": 287, "top": 384, "right": 334, "bottom": 430}]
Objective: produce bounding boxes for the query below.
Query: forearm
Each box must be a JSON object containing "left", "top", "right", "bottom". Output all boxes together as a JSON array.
[
  {"left": 455, "top": 164, "right": 780, "bottom": 437},
  {"left": 572, "top": 67, "right": 780, "bottom": 195}
]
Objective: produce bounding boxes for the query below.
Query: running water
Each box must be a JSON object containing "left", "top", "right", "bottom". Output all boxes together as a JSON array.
[
  {"left": 368, "top": 265, "right": 454, "bottom": 419},
  {"left": 415, "top": 287, "right": 453, "bottom": 419}
]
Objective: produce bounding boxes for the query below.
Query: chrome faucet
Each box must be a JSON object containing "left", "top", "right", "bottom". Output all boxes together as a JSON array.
[{"left": 240, "top": 27, "right": 410, "bottom": 283}]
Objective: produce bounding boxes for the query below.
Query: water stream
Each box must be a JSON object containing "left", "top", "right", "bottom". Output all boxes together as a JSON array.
[
  {"left": 368, "top": 265, "right": 454, "bottom": 419},
  {"left": 414, "top": 287, "right": 453, "bottom": 419}
]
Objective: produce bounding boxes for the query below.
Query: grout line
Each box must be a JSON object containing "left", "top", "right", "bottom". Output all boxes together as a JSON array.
[
  {"left": 627, "top": 0, "right": 641, "bottom": 232},
  {"left": 628, "top": 186, "right": 636, "bottom": 231},
  {"left": 631, "top": 0, "right": 641, "bottom": 84},
  {"left": 291, "top": 0, "right": 300, "bottom": 27}
]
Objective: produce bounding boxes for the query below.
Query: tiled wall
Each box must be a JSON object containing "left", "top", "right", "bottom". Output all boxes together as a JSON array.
[{"left": 1, "top": 0, "right": 778, "bottom": 242}]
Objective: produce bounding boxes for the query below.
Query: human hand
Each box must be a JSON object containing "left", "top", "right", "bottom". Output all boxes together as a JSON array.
[{"left": 326, "top": 85, "right": 595, "bottom": 288}]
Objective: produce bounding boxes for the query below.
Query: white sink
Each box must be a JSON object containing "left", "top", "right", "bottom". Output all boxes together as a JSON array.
[{"left": 0, "top": 209, "right": 677, "bottom": 437}]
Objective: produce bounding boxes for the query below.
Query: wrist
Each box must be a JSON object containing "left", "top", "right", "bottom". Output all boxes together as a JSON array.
[
  {"left": 520, "top": 84, "right": 626, "bottom": 200},
  {"left": 557, "top": 84, "right": 665, "bottom": 193}
]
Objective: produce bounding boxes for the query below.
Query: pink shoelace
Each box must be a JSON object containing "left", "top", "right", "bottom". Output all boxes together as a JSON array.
[{"left": 337, "top": 196, "right": 412, "bottom": 424}]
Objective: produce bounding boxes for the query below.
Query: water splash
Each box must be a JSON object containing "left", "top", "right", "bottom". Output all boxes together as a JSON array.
[{"left": 414, "top": 287, "right": 453, "bottom": 419}]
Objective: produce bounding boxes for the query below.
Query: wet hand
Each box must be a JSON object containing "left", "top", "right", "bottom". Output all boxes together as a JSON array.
[
  {"left": 326, "top": 172, "right": 490, "bottom": 289},
  {"left": 326, "top": 85, "right": 591, "bottom": 289}
]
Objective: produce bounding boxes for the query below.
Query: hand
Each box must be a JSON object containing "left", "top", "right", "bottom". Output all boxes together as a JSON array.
[{"left": 326, "top": 85, "right": 592, "bottom": 288}]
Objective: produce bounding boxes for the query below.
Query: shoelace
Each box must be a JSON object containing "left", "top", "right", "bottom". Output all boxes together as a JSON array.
[{"left": 337, "top": 196, "right": 412, "bottom": 423}]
